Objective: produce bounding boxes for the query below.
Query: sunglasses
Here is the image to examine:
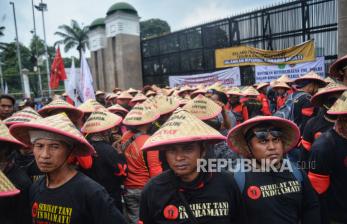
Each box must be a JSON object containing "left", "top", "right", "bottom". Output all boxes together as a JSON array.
[{"left": 246, "top": 128, "right": 282, "bottom": 141}]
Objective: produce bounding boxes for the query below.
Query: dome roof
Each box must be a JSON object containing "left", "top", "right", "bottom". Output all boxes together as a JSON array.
[
  {"left": 106, "top": 2, "right": 138, "bottom": 16},
  {"left": 89, "top": 18, "right": 105, "bottom": 30}
]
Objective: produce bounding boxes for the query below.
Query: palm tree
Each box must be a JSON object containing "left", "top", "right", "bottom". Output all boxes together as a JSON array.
[{"left": 54, "top": 20, "right": 88, "bottom": 60}]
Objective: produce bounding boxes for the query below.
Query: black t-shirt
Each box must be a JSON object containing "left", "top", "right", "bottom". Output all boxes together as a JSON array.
[
  {"left": 82, "top": 140, "right": 127, "bottom": 211},
  {"left": 293, "top": 91, "right": 318, "bottom": 133},
  {"left": 30, "top": 172, "right": 126, "bottom": 224},
  {"left": 300, "top": 110, "right": 334, "bottom": 168},
  {"left": 309, "top": 129, "right": 347, "bottom": 222},
  {"left": 14, "top": 152, "right": 43, "bottom": 182},
  {"left": 0, "top": 164, "right": 32, "bottom": 224},
  {"left": 139, "top": 170, "right": 246, "bottom": 224},
  {"left": 241, "top": 168, "right": 320, "bottom": 224}
]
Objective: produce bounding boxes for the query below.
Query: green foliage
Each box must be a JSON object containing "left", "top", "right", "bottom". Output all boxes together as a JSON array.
[{"left": 140, "top": 18, "right": 171, "bottom": 39}]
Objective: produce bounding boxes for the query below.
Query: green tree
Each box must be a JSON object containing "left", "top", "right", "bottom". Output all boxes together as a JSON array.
[
  {"left": 0, "top": 26, "right": 7, "bottom": 50},
  {"left": 54, "top": 20, "right": 88, "bottom": 60},
  {"left": 140, "top": 19, "right": 170, "bottom": 39}
]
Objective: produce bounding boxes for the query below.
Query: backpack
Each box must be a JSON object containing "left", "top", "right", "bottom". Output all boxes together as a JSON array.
[
  {"left": 233, "top": 159, "right": 303, "bottom": 193},
  {"left": 273, "top": 91, "right": 309, "bottom": 121}
]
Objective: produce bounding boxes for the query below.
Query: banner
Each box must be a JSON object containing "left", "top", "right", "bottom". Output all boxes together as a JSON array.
[
  {"left": 255, "top": 57, "right": 325, "bottom": 83},
  {"left": 169, "top": 68, "right": 241, "bottom": 87},
  {"left": 215, "top": 40, "right": 315, "bottom": 68}
]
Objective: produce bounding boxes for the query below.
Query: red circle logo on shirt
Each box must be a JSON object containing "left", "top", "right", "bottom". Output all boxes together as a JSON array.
[
  {"left": 32, "top": 202, "right": 38, "bottom": 217},
  {"left": 247, "top": 186, "right": 262, "bottom": 200},
  {"left": 314, "top": 132, "right": 322, "bottom": 139},
  {"left": 163, "top": 205, "right": 179, "bottom": 220}
]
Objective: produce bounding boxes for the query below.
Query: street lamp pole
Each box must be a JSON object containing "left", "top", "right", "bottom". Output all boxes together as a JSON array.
[
  {"left": 36, "top": 0, "right": 51, "bottom": 96},
  {"left": 10, "top": 2, "right": 25, "bottom": 96},
  {"left": 31, "top": 0, "right": 43, "bottom": 97}
]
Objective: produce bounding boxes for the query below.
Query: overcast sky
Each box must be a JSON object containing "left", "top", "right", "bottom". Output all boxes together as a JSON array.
[{"left": 0, "top": 0, "right": 282, "bottom": 57}]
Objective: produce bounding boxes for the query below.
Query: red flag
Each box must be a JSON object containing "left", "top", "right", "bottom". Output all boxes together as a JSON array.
[{"left": 49, "top": 47, "right": 67, "bottom": 89}]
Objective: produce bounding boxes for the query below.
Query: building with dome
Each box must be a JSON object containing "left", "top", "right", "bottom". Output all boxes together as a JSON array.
[{"left": 88, "top": 2, "right": 142, "bottom": 91}]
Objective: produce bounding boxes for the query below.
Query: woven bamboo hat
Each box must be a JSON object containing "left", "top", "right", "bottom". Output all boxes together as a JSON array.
[
  {"left": 191, "top": 88, "right": 207, "bottom": 98},
  {"left": 329, "top": 54, "right": 347, "bottom": 79},
  {"left": 183, "top": 94, "right": 222, "bottom": 120},
  {"left": 177, "top": 85, "right": 193, "bottom": 94},
  {"left": 131, "top": 92, "right": 147, "bottom": 103},
  {"left": 153, "top": 95, "right": 180, "bottom": 115},
  {"left": 161, "top": 88, "right": 175, "bottom": 96},
  {"left": 179, "top": 96, "right": 191, "bottom": 106},
  {"left": 0, "top": 120, "right": 26, "bottom": 148},
  {"left": 117, "top": 91, "right": 134, "bottom": 100},
  {"left": 256, "top": 82, "right": 269, "bottom": 90},
  {"left": 78, "top": 99, "right": 107, "bottom": 114},
  {"left": 4, "top": 107, "right": 42, "bottom": 126},
  {"left": 311, "top": 82, "right": 347, "bottom": 106},
  {"left": 112, "top": 87, "right": 122, "bottom": 93},
  {"left": 141, "top": 109, "right": 226, "bottom": 151},
  {"left": 271, "top": 81, "right": 291, "bottom": 90},
  {"left": 0, "top": 170, "right": 20, "bottom": 197},
  {"left": 123, "top": 102, "right": 160, "bottom": 126},
  {"left": 127, "top": 88, "right": 138, "bottom": 94},
  {"left": 324, "top": 76, "right": 335, "bottom": 84},
  {"left": 107, "top": 104, "right": 129, "bottom": 114},
  {"left": 242, "top": 86, "right": 260, "bottom": 96},
  {"left": 327, "top": 90, "right": 347, "bottom": 115},
  {"left": 227, "top": 116, "right": 300, "bottom": 157},
  {"left": 95, "top": 90, "right": 105, "bottom": 96},
  {"left": 226, "top": 87, "right": 242, "bottom": 96},
  {"left": 10, "top": 113, "right": 95, "bottom": 156},
  {"left": 294, "top": 71, "right": 326, "bottom": 87},
  {"left": 81, "top": 111, "right": 122, "bottom": 134},
  {"left": 276, "top": 74, "right": 293, "bottom": 83},
  {"left": 38, "top": 99, "right": 83, "bottom": 121},
  {"left": 145, "top": 90, "right": 156, "bottom": 97},
  {"left": 208, "top": 82, "right": 226, "bottom": 93}
]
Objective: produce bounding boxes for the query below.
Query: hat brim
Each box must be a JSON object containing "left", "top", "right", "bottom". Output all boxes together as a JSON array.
[
  {"left": 0, "top": 136, "right": 26, "bottom": 148},
  {"left": 122, "top": 113, "right": 160, "bottom": 126},
  {"left": 142, "top": 135, "right": 226, "bottom": 151},
  {"left": 294, "top": 77, "right": 326, "bottom": 87},
  {"left": 311, "top": 87, "right": 347, "bottom": 106},
  {"left": 227, "top": 116, "right": 300, "bottom": 157},
  {"left": 329, "top": 55, "right": 347, "bottom": 78},
  {"left": 81, "top": 117, "right": 122, "bottom": 134},
  {"left": 38, "top": 107, "right": 83, "bottom": 121},
  {"left": 108, "top": 108, "right": 129, "bottom": 114},
  {"left": 9, "top": 123, "right": 95, "bottom": 156},
  {"left": 0, "top": 189, "right": 20, "bottom": 197}
]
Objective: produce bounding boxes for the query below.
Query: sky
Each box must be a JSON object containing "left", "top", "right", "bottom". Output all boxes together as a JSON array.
[{"left": 0, "top": 0, "right": 284, "bottom": 57}]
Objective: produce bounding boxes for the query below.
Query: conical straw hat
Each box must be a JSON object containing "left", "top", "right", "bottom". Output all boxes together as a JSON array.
[
  {"left": 242, "top": 86, "right": 260, "bottom": 96},
  {"left": 4, "top": 107, "right": 42, "bottom": 126},
  {"left": 145, "top": 90, "right": 156, "bottom": 97},
  {"left": 10, "top": 113, "right": 95, "bottom": 156},
  {"left": 294, "top": 71, "right": 326, "bottom": 87},
  {"left": 141, "top": 109, "right": 226, "bottom": 151},
  {"left": 95, "top": 90, "right": 105, "bottom": 96},
  {"left": 127, "top": 88, "right": 138, "bottom": 94},
  {"left": 329, "top": 54, "right": 347, "bottom": 78},
  {"left": 108, "top": 93, "right": 118, "bottom": 100},
  {"left": 324, "top": 76, "right": 336, "bottom": 84},
  {"left": 131, "top": 92, "right": 147, "bottom": 103},
  {"left": 78, "top": 99, "right": 107, "bottom": 113},
  {"left": 311, "top": 82, "right": 347, "bottom": 106},
  {"left": 0, "top": 120, "right": 26, "bottom": 148},
  {"left": 183, "top": 94, "right": 222, "bottom": 120},
  {"left": 276, "top": 74, "right": 293, "bottom": 83},
  {"left": 177, "top": 85, "right": 193, "bottom": 94},
  {"left": 107, "top": 104, "right": 129, "bottom": 114},
  {"left": 256, "top": 82, "right": 269, "bottom": 90},
  {"left": 179, "top": 96, "right": 190, "bottom": 106},
  {"left": 38, "top": 99, "right": 83, "bottom": 121},
  {"left": 227, "top": 116, "right": 300, "bottom": 157},
  {"left": 161, "top": 88, "right": 175, "bottom": 96},
  {"left": 208, "top": 82, "right": 226, "bottom": 93},
  {"left": 117, "top": 91, "right": 133, "bottom": 100},
  {"left": 191, "top": 88, "right": 207, "bottom": 98},
  {"left": 153, "top": 95, "right": 180, "bottom": 115},
  {"left": 123, "top": 102, "right": 160, "bottom": 126},
  {"left": 81, "top": 111, "right": 122, "bottom": 134},
  {"left": 0, "top": 170, "right": 20, "bottom": 197},
  {"left": 271, "top": 81, "right": 291, "bottom": 90},
  {"left": 327, "top": 90, "right": 347, "bottom": 115},
  {"left": 112, "top": 87, "right": 122, "bottom": 93},
  {"left": 226, "top": 87, "right": 242, "bottom": 96}
]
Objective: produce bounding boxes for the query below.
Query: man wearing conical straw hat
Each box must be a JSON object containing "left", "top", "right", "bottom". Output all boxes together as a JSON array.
[
  {"left": 226, "top": 87, "right": 243, "bottom": 123},
  {"left": 241, "top": 86, "right": 264, "bottom": 121},
  {"left": 227, "top": 116, "right": 320, "bottom": 223},
  {"left": 121, "top": 101, "right": 162, "bottom": 224},
  {"left": 0, "top": 119, "right": 32, "bottom": 223},
  {"left": 271, "top": 81, "right": 292, "bottom": 111},
  {"left": 81, "top": 111, "right": 127, "bottom": 213},
  {"left": 298, "top": 82, "right": 347, "bottom": 170},
  {"left": 329, "top": 53, "right": 347, "bottom": 86},
  {"left": 9, "top": 113, "right": 126, "bottom": 223},
  {"left": 139, "top": 109, "right": 246, "bottom": 223},
  {"left": 255, "top": 82, "right": 272, "bottom": 116},
  {"left": 95, "top": 90, "right": 106, "bottom": 106},
  {"left": 308, "top": 90, "right": 347, "bottom": 223}
]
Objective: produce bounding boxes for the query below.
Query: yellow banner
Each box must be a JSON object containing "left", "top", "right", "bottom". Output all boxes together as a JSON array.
[{"left": 215, "top": 40, "right": 315, "bottom": 68}]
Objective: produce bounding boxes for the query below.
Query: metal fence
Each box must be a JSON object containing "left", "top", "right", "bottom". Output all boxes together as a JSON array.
[{"left": 141, "top": 0, "right": 337, "bottom": 86}]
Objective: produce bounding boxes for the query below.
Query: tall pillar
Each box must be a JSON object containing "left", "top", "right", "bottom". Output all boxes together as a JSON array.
[{"left": 338, "top": 0, "right": 347, "bottom": 57}]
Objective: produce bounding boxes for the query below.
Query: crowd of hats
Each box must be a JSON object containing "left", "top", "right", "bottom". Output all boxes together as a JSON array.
[{"left": 2, "top": 69, "right": 347, "bottom": 196}]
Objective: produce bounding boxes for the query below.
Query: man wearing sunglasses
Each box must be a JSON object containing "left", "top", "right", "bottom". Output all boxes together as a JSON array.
[{"left": 227, "top": 116, "right": 320, "bottom": 224}]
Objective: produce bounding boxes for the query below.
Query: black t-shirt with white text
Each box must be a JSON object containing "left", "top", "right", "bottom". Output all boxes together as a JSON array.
[
  {"left": 139, "top": 170, "right": 246, "bottom": 224},
  {"left": 30, "top": 171, "right": 126, "bottom": 224},
  {"left": 242, "top": 168, "right": 320, "bottom": 224}
]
